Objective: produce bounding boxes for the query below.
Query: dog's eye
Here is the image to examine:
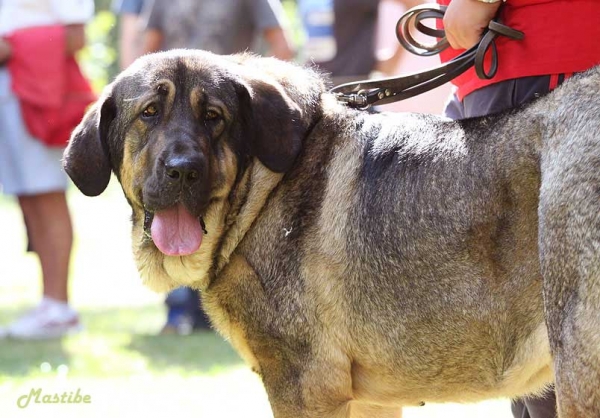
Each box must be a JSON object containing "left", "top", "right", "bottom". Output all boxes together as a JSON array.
[
  {"left": 204, "top": 109, "right": 220, "bottom": 121},
  {"left": 142, "top": 104, "right": 159, "bottom": 118}
]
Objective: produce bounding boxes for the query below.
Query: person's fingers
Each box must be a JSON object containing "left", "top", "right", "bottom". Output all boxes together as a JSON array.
[
  {"left": 444, "top": 21, "right": 477, "bottom": 49},
  {"left": 443, "top": 0, "right": 500, "bottom": 50},
  {"left": 444, "top": 17, "right": 485, "bottom": 49},
  {"left": 445, "top": 31, "right": 459, "bottom": 50},
  {"left": 458, "top": 31, "right": 482, "bottom": 50}
]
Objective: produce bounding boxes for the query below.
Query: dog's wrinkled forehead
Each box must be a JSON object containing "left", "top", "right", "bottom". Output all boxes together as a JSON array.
[{"left": 115, "top": 50, "right": 240, "bottom": 107}]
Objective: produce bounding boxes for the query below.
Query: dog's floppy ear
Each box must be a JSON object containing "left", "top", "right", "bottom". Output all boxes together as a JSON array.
[
  {"left": 63, "top": 93, "right": 116, "bottom": 196},
  {"left": 236, "top": 77, "right": 306, "bottom": 173}
]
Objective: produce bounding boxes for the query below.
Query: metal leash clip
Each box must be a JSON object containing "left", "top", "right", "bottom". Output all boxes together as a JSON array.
[{"left": 332, "top": 90, "right": 369, "bottom": 109}]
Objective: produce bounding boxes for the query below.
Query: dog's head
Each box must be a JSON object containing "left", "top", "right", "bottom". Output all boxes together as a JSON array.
[{"left": 63, "top": 50, "right": 324, "bottom": 291}]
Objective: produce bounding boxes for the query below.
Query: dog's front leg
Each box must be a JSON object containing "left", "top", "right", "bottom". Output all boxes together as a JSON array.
[
  {"left": 259, "top": 357, "right": 351, "bottom": 418},
  {"left": 261, "top": 357, "right": 402, "bottom": 418},
  {"left": 262, "top": 366, "right": 351, "bottom": 418},
  {"left": 260, "top": 358, "right": 352, "bottom": 418},
  {"left": 348, "top": 403, "right": 403, "bottom": 418},
  {"left": 265, "top": 384, "right": 402, "bottom": 418}
]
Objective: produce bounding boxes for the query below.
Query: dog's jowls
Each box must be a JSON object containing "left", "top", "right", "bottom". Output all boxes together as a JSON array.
[{"left": 63, "top": 50, "right": 600, "bottom": 417}]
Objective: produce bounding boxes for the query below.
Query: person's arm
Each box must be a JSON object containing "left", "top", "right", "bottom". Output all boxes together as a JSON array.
[
  {"left": 262, "top": 27, "right": 294, "bottom": 61},
  {"left": 254, "top": 0, "right": 295, "bottom": 60},
  {"left": 51, "top": 0, "right": 94, "bottom": 54},
  {"left": 65, "top": 24, "right": 86, "bottom": 55},
  {"left": 375, "top": 0, "right": 424, "bottom": 75},
  {"left": 114, "top": 0, "right": 146, "bottom": 68},
  {"left": 119, "top": 14, "right": 142, "bottom": 68},
  {"left": 142, "top": 29, "right": 163, "bottom": 54},
  {"left": 49, "top": 0, "right": 93, "bottom": 55},
  {"left": 0, "top": 38, "right": 11, "bottom": 65},
  {"left": 140, "top": 0, "right": 164, "bottom": 54},
  {"left": 443, "top": 0, "right": 502, "bottom": 50}
]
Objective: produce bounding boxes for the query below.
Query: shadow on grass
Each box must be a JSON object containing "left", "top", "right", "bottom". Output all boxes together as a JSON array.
[
  {"left": 85, "top": 305, "right": 245, "bottom": 373},
  {"left": 127, "top": 331, "right": 244, "bottom": 374},
  {"left": 0, "top": 306, "right": 244, "bottom": 378},
  {"left": 0, "top": 338, "right": 70, "bottom": 377},
  {"left": 0, "top": 307, "right": 71, "bottom": 377}
]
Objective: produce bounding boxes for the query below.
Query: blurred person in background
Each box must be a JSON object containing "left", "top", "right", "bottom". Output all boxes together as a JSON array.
[
  {"left": 141, "top": 0, "right": 294, "bottom": 60},
  {"left": 299, "top": 0, "right": 421, "bottom": 86},
  {"left": 0, "top": 0, "right": 95, "bottom": 339},
  {"left": 112, "top": 0, "right": 146, "bottom": 69},
  {"left": 140, "top": 0, "right": 295, "bottom": 335}
]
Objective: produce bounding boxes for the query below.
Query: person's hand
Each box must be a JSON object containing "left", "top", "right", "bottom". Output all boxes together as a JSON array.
[
  {"left": 443, "top": 0, "right": 502, "bottom": 50},
  {"left": 0, "top": 37, "right": 11, "bottom": 65},
  {"left": 65, "top": 24, "right": 86, "bottom": 55}
]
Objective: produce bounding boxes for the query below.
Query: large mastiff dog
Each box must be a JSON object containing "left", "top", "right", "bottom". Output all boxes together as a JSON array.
[{"left": 63, "top": 50, "right": 600, "bottom": 417}]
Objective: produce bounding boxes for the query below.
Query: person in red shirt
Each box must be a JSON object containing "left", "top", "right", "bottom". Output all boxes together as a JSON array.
[
  {"left": 0, "top": 1, "right": 94, "bottom": 340},
  {"left": 439, "top": 0, "right": 600, "bottom": 119}
]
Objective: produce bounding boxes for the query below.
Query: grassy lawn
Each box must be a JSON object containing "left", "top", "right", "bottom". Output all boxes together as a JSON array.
[{"left": 0, "top": 178, "right": 513, "bottom": 418}]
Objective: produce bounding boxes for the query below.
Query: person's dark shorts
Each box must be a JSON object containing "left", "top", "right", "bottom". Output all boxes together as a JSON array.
[
  {"left": 511, "top": 390, "right": 557, "bottom": 418},
  {"left": 444, "top": 74, "right": 572, "bottom": 119}
]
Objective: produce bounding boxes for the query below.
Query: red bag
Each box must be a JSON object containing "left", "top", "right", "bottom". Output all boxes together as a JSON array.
[{"left": 7, "top": 25, "right": 96, "bottom": 147}]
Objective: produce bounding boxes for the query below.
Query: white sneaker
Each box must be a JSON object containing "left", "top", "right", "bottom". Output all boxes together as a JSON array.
[{"left": 2, "top": 298, "right": 82, "bottom": 340}]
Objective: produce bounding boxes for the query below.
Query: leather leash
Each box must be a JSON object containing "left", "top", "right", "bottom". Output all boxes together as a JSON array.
[{"left": 330, "top": 4, "right": 524, "bottom": 109}]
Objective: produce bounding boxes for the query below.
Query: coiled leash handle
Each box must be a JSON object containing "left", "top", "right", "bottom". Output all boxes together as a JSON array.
[{"left": 330, "top": 4, "right": 524, "bottom": 109}]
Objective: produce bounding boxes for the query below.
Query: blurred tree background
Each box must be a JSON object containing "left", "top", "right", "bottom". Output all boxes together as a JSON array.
[
  {"left": 80, "top": 0, "right": 301, "bottom": 92},
  {"left": 80, "top": 0, "right": 119, "bottom": 92}
]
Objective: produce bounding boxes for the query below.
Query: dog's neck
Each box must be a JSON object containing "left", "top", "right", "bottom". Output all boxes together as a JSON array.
[{"left": 211, "top": 159, "right": 284, "bottom": 279}]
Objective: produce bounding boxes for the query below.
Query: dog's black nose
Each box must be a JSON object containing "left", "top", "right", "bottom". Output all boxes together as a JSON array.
[{"left": 165, "top": 157, "right": 201, "bottom": 184}]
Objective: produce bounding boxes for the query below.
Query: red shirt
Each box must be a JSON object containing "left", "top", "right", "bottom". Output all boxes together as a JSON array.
[
  {"left": 7, "top": 25, "right": 95, "bottom": 147},
  {"left": 438, "top": 0, "right": 600, "bottom": 100}
]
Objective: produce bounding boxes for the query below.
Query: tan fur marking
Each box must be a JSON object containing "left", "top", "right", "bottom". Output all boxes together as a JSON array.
[
  {"left": 215, "top": 160, "right": 283, "bottom": 273},
  {"left": 500, "top": 321, "right": 554, "bottom": 397}
]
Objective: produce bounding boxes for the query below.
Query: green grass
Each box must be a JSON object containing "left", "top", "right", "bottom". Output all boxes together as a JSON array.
[{"left": 0, "top": 178, "right": 513, "bottom": 417}]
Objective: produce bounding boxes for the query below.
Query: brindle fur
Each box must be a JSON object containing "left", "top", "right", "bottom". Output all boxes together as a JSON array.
[{"left": 63, "top": 50, "right": 600, "bottom": 418}]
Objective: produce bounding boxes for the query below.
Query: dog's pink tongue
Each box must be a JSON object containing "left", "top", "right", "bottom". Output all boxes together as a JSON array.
[{"left": 151, "top": 204, "right": 203, "bottom": 256}]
